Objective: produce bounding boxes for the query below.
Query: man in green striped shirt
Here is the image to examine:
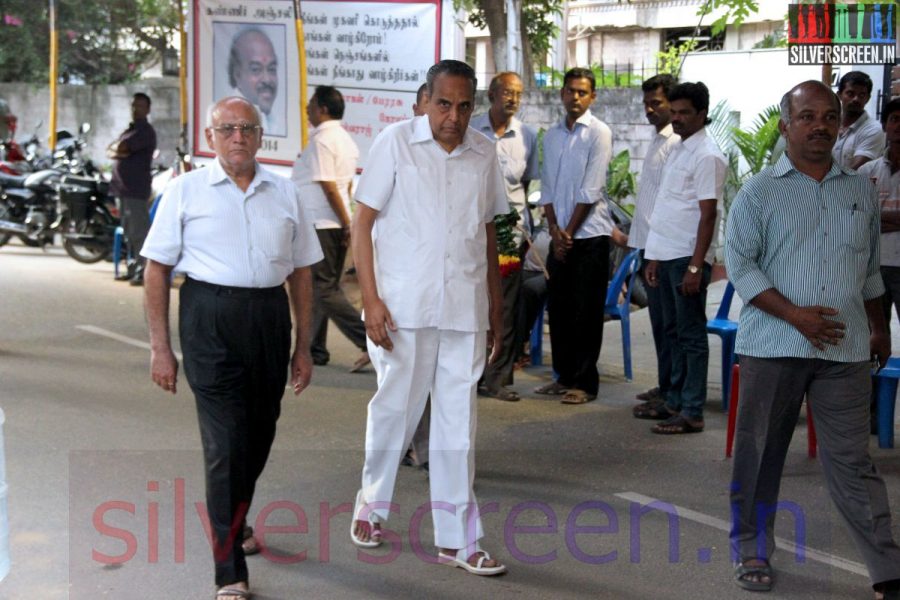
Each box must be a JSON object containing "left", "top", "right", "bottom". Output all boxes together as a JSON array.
[{"left": 725, "top": 80, "right": 900, "bottom": 599}]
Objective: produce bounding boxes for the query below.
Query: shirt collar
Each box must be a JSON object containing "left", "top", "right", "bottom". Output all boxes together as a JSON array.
[
  {"left": 474, "top": 113, "right": 521, "bottom": 139},
  {"left": 207, "top": 157, "right": 273, "bottom": 190},
  {"left": 679, "top": 127, "right": 708, "bottom": 150},
  {"left": 657, "top": 123, "right": 675, "bottom": 139},
  {"left": 772, "top": 152, "right": 851, "bottom": 180},
  {"left": 410, "top": 114, "right": 485, "bottom": 155},
  {"left": 313, "top": 119, "right": 342, "bottom": 135},
  {"left": 561, "top": 109, "right": 594, "bottom": 130},
  {"left": 847, "top": 111, "right": 872, "bottom": 133}
]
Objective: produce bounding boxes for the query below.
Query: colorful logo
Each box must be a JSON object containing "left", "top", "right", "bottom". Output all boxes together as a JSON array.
[{"left": 788, "top": 3, "right": 896, "bottom": 65}]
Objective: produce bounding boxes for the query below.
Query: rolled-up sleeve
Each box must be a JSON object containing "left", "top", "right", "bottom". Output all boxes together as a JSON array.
[
  {"left": 862, "top": 183, "right": 886, "bottom": 300},
  {"left": 725, "top": 188, "right": 774, "bottom": 303}
]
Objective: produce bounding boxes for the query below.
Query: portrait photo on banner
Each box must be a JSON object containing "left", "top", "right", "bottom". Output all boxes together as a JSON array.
[{"left": 212, "top": 22, "right": 288, "bottom": 138}]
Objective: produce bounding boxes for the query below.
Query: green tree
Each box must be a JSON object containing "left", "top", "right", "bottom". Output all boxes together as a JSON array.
[
  {"left": 453, "top": 0, "right": 563, "bottom": 87},
  {"left": 0, "top": 0, "right": 179, "bottom": 84}
]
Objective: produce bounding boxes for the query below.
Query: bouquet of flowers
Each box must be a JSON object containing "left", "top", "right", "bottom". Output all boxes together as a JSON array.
[{"left": 495, "top": 206, "right": 521, "bottom": 278}]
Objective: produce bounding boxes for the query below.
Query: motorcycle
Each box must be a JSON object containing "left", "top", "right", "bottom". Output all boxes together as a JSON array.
[{"left": 0, "top": 122, "right": 117, "bottom": 262}]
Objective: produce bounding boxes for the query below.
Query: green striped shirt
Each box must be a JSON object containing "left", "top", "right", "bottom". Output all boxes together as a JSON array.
[{"left": 725, "top": 153, "right": 883, "bottom": 361}]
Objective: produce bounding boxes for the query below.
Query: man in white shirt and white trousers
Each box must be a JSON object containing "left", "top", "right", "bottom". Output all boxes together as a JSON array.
[{"left": 349, "top": 60, "right": 508, "bottom": 576}]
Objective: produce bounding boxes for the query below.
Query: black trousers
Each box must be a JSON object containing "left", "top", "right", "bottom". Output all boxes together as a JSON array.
[
  {"left": 310, "top": 228, "right": 367, "bottom": 362},
  {"left": 546, "top": 236, "right": 609, "bottom": 396},
  {"left": 120, "top": 195, "right": 150, "bottom": 266},
  {"left": 179, "top": 277, "right": 291, "bottom": 587}
]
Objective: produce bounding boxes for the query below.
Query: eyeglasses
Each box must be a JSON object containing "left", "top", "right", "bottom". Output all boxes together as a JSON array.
[
  {"left": 500, "top": 90, "right": 523, "bottom": 100},
  {"left": 211, "top": 123, "right": 261, "bottom": 137}
]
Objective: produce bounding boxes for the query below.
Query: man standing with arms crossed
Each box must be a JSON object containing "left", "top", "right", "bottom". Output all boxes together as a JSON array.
[
  {"left": 628, "top": 74, "right": 680, "bottom": 413},
  {"left": 291, "top": 85, "right": 369, "bottom": 372},
  {"left": 471, "top": 71, "right": 539, "bottom": 401},
  {"left": 535, "top": 67, "right": 614, "bottom": 405},
  {"left": 726, "top": 80, "right": 900, "bottom": 598},
  {"left": 142, "top": 97, "right": 321, "bottom": 600},
  {"left": 349, "top": 60, "right": 507, "bottom": 575},
  {"left": 109, "top": 92, "right": 156, "bottom": 286},
  {"left": 643, "top": 82, "right": 725, "bottom": 434}
]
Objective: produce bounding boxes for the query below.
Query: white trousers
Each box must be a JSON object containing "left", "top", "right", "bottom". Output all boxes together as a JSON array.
[{"left": 361, "top": 327, "right": 485, "bottom": 550}]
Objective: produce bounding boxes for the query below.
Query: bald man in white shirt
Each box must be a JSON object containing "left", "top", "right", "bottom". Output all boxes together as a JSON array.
[{"left": 142, "top": 97, "right": 321, "bottom": 600}]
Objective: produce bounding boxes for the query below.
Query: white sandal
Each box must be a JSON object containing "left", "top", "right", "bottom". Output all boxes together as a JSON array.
[
  {"left": 350, "top": 489, "right": 382, "bottom": 548},
  {"left": 437, "top": 548, "right": 507, "bottom": 576}
]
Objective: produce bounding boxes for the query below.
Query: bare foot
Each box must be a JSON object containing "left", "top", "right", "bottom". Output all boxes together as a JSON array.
[{"left": 352, "top": 519, "right": 382, "bottom": 544}]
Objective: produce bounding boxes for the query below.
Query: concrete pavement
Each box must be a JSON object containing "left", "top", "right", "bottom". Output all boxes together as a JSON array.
[{"left": 0, "top": 241, "right": 898, "bottom": 599}]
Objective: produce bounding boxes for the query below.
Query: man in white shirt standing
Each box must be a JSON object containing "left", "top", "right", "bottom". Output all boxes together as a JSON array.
[
  {"left": 141, "top": 97, "right": 322, "bottom": 600},
  {"left": 535, "top": 67, "right": 614, "bottom": 405},
  {"left": 349, "top": 60, "right": 508, "bottom": 576},
  {"left": 291, "top": 85, "right": 369, "bottom": 372},
  {"left": 471, "top": 71, "right": 539, "bottom": 401},
  {"left": 833, "top": 71, "right": 885, "bottom": 170},
  {"left": 629, "top": 74, "right": 680, "bottom": 414},
  {"left": 644, "top": 82, "right": 726, "bottom": 435}
]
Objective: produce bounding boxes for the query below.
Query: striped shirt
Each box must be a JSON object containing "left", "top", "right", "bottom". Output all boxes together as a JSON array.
[{"left": 725, "top": 153, "right": 883, "bottom": 362}]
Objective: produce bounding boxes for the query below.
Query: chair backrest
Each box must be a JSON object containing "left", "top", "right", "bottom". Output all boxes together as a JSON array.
[
  {"left": 714, "top": 280, "right": 735, "bottom": 321},
  {"left": 605, "top": 249, "right": 641, "bottom": 310},
  {"left": 148, "top": 194, "right": 162, "bottom": 223}
]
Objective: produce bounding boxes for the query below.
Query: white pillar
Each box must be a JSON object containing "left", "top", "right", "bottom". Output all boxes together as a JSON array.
[{"left": 506, "top": 0, "right": 523, "bottom": 73}]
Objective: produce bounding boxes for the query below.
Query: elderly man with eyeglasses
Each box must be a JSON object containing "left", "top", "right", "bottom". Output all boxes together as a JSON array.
[{"left": 141, "top": 96, "right": 322, "bottom": 600}]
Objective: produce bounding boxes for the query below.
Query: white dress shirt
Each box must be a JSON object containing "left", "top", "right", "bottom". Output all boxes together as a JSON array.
[
  {"left": 539, "top": 110, "right": 614, "bottom": 239},
  {"left": 629, "top": 123, "right": 680, "bottom": 250},
  {"left": 470, "top": 113, "right": 539, "bottom": 218},
  {"left": 833, "top": 111, "right": 886, "bottom": 168},
  {"left": 645, "top": 127, "right": 726, "bottom": 263},
  {"left": 354, "top": 116, "right": 508, "bottom": 332},
  {"left": 141, "top": 158, "right": 323, "bottom": 288},
  {"left": 291, "top": 120, "right": 360, "bottom": 229},
  {"left": 859, "top": 154, "right": 900, "bottom": 267}
]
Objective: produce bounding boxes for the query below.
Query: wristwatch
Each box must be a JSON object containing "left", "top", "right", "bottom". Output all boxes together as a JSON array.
[{"left": 687, "top": 265, "right": 700, "bottom": 274}]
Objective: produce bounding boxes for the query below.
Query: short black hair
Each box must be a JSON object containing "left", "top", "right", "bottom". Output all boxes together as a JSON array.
[
  {"left": 668, "top": 82, "right": 711, "bottom": 124},
  {"left": 312, "top": 85, "right": 345, "bottom": 119},
  {"left": 641, "top": 74, "right": 677, "bottom": 96},
  {"left": 838, "top": 70, "right": 873, "bottom": 94},
  {"left": 882, "top": 98, "right": 900, "bottom": 126},
  {"left": 133, "top": 92, "right": 151, "bottom": 108},
  {"left": 425, "top": 60, "right": 477, "bottom": 96},
  {"left": 563, "top": 67, "right": 595, "bottom": 92},
  {"left": 416, "top": 83, "right": 427, "bottom": 106}
]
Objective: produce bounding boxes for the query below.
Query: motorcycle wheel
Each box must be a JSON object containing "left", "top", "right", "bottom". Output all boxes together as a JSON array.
[
  {"left": 0, "top": 201, "right": 12, "bottom": 247},
  {"left": 63, "top": 213, "right": 111, "bottom": 264}
]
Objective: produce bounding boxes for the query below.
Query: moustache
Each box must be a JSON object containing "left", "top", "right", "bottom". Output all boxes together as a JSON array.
[{"left": 256, "top": 82, "right": 276, "bottom": 94}]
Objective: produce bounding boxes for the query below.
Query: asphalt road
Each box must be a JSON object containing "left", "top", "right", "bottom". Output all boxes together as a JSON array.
[{"left": 0, "top": 240, "right": 898, "bottom": 600}]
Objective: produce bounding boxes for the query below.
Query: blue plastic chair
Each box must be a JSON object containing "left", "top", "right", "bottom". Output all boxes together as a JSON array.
[
  {"left": 113, "top": 194, "right": 161, "bottom": 278},
  {"left": 604, "top": 249, "right": 642, "bottom": 381},
  {"left": 707, "top": 281, "right": 739, "bottom": 412},
  {"left": 872, "top": 357, "right": 900, "bottom": 448}
]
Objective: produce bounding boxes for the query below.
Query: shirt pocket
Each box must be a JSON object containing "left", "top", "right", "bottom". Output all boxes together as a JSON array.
[
  {"left": 251, "top": 217, "right": 293, "bottom": 259},
  {"left": 841, "top": 209, "right": 871, "bottom": 253}
]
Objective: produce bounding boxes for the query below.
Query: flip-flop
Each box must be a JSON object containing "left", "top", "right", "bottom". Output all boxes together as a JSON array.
[
  {"left": 349, "top": 353, "right": 371, "bottom": 373},
  {"left": 652, "top": 415, "right": 704, "bottom": 434},
  {"left": 533, "top": 381, "right": 568, "bottom": 395},
  {"left": 437, "top": 549, "right": 507, "bottom": 576},
  {"left": 733, "top": 560, "right": 773, "bottom": 592},
  {"left": 216, "top": 585, "right": 251, "bottom": 599},
  {"left": 560, "top": 389, "right": 596, "bottom": 404},
  {"left": 350, "top": 489, "right": 382, "bottom": 548}
]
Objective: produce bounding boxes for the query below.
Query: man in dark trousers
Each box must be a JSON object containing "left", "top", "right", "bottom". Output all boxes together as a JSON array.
[
  {"left": 109, "top": 92, "right": 156, "bottom": 286},
  {"left": 141, "top": 97, "right": 321, "bottom": 600}
]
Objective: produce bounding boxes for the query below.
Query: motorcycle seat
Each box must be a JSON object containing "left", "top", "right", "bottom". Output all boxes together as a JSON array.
[{"left": 0, "top": 172, "right": 27, "bottom": 188}]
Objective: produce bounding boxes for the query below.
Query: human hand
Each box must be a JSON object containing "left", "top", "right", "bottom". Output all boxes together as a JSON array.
[
  {"left": 681, "top": 269, "right": 702, "bottom": 295},
  {"left": 487, "top": 305, "right": 503, "bottom": 365},
  {"left": 870, "top": 330, "right": 891, "bottom": 371},
  {"left": 291, "top": 348, "right": 313, "bottom": 395},
  {"left": 364, "top": 298, "right": 397, "bottom": 351},
  {"left": 788, "top": 306, "right": 845, "bottom": 350},
  {"left": 644, "top": 260, "right": 659, "bottom": 288},
  {"left": 150, "top": 347, "right": 179, "bottom": 394}
]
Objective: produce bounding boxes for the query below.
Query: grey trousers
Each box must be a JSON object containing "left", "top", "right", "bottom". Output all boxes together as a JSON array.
[
  {"left": 480, "top": 269, "right": 522, "bottom": 390},
  {"left": 310, "top": 228, "right": 367, "bottom": 362},
  {"left": 730, "top": 356, "right": 900, "bottom": 585}
]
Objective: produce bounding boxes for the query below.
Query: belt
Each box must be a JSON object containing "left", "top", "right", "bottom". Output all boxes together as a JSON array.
[{"left": 184, "top": 276, "right": 284, "bottom": 298}]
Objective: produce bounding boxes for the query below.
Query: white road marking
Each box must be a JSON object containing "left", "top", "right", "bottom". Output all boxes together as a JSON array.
[
  {"left": 615, "top": 492, "right": 868, "bottom": 576},
  {"left": 75, "top": 325, "right": 183, "bottom": 360}
]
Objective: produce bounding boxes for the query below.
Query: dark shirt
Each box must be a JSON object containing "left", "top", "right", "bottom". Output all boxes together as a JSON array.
[{"left": 110, "top": 118, "right": 156, "bottom": 199}]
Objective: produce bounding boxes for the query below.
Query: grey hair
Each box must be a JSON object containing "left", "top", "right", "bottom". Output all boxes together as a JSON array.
[
  {"left": 206, "top": 97, "right": 262, "bottom": 128},
  {"left": 780, "top": 80, "right": 841, "bottom": 125}
]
